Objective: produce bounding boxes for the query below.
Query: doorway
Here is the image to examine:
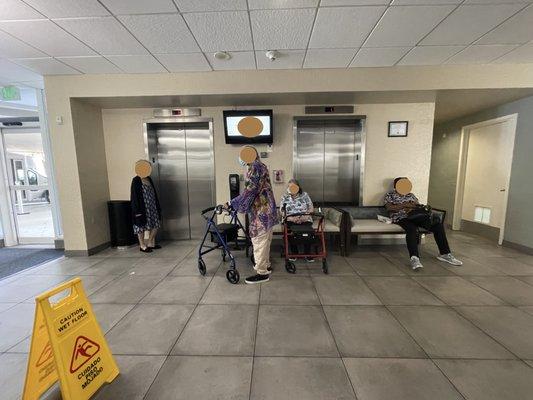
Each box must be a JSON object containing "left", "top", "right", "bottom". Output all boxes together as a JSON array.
[
  {"left": 293, "top": 117, "right": 364, "bottom": 205},
  {"left": 0, "top": 126, "right": 56, "bottom": 244},
  {"left": 453, "top": 114, "right": 517, "bottom": 244},
  {"left": 144, "top": 118, "right": 215, "bottom": 240}
]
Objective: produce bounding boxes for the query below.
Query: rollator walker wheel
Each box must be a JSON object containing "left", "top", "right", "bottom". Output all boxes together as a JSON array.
[
  {"left": 198, "top": 259, "right": 207, "bottom": 276},
  {"left": 322, "top": 259, "right": 328, "bottom": 274},
  {"left": 226, "top": 269, "right": 240, "bottom": 284},
  {"left": 285, "top": 261, "right": 296, "bottom": 274}
]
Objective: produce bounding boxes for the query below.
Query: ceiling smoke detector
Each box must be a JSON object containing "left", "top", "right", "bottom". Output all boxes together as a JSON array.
[
  {"left": 265, "top": 50, "right": 279, "bottom": 62},
  {"left": 214, "top": 51, "right": 231, "bottom": 61}
]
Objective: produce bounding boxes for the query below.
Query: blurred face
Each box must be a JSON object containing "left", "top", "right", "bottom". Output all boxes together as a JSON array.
[
  {"left": 288, "top": 182, "right": 299, "bottom": 195},
  {"left": 135, "top": 160, "right": 152, "bottom": 178},
  {"left": 238, "top": 146, "right": 257, "bottom": 166},
  {"left": 395, "top": 178, "right": 412, "bottom": 195}
]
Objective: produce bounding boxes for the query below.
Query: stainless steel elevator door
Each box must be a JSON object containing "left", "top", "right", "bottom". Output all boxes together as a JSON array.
[
  {"left": 146, "top": 121, "right": 214, "bottom": 240},
  {"left": 295, "top": 120, "right": 324, "bottom": 202},
  {"left": 295, "top": 119, "right": 361, "bottom": 205},
  {"left": 153, "top": 125, "right": 190, "bottom": 240},
  {"left": 324, "top": 120, "right": 357, "bottom": 203},
  {"left": 183, "top": 123, "right": 214, "bottom": 239}
]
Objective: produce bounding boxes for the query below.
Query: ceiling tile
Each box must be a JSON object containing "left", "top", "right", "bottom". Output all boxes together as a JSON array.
[
  {"left": 421, "top": 4, "right": 525, "bottom": 46},
  {"left": 493, "top": 43, "right": 533, "bottom": 63},
  {"left": 12, "top": 58, "right": 80, "bottom": 75},
  {"left": 105, "top": 55, "right": 167, "bottom": 73},
  {"left": 255, "top": 50, "right": 306, "bottom": 69},
  {"left": 175, "top": 0, "right": 247, "bottom": 12},
  {"left": 350, "top": 46, "right": 411, "bottom": 67},
  {"left": 321, "top": 0, "right": 389, "bottom": 5},
  {"left": 0, "top": 31, "right": 47, "bottom": 58},
  {"left": 398, "top": 45, "right": 464, "bottom": 65},
  {"left": 56, "top": 56, "right": 123, "bottom": 73},
  {"left": 309, "top": 6, "right": 386, "bottom": 49},
  {"left": 99, "top": 0, "right": 177, "bottom": 15},
  {"left": 249, "top": 0, "right": 319, "bottom": 8},
  {"left": 155, "top": 53, "right": 212, "bottom": 72},
  {"left": 0, "top": 20, "right": 96, "bottom": 57},
  {"left": 55, "top": 17, "right": 148, "bottom": 56},
  {"left": 445, "top": 44, "right": 518, "bottom": 64},
  {"left": 0, "top": 0, "right": 44, "bottom": 20},
  {"left": 23, "top": 0, "right": 110, "bottom": 18},
  {"left": 184, "top": 11, "right": 253, "bottom": 52},
  {"left": 365, "top": 5, "right": 456, "bottom": 47},
  {"left": 304, "top": 48, "right": 356, "bottom": 68},
  {"left": 391, "top": 0, "right": 461, "bottom": 4},
  {"left": 208, "top": 51, "right": 255, "bottom": 70},
  {"left": 477, "top": 5, "right": 533, "bottom": 45},
  {"left": 118, "top": 14, "right": 200, "bottom": 53},
  {"left": 251, "top": 9, "right": 315, "bottom": 50},
  {"left": 0, "top": 58, "right": 43, "bottom": 82}
]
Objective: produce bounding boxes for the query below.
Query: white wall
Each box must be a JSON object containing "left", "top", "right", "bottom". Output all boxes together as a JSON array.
[{"left": 102, "top": 103, "right": 435, "bottom": 208}]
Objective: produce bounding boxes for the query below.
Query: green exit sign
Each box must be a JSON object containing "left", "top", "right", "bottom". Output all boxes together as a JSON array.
[{"left": 1, "top": 86, "right": 21, "bottom": 101}]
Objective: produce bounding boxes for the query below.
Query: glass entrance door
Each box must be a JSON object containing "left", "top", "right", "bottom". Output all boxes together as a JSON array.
[{"left": 1, "top": 128, "right": 54, "bottom": 244}]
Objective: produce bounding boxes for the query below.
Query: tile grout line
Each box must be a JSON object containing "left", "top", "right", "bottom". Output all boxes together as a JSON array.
[
  {"left": 247, "top": 283, "right": 261, "bottom": 400},
  {"left": 309, "top": 270, "right": 359, "bottom": 400},
  {"left": 141, "top": 257, "right": 220, "bottom": 400}
]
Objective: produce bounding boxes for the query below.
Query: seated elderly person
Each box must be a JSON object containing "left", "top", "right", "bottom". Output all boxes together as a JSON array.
[
  {"left": 384, "top": 177, "right": 462, "bottom": 271},
  {"left": 280, "top": 179, "right": 315, "bottom": 262}
]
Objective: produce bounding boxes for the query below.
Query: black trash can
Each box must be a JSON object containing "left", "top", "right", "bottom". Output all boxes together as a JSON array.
[{"left": 107, "top": 200, "right": 136, "bottom": 247}]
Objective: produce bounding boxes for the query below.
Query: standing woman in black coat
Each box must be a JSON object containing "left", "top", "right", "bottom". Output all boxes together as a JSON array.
[{"left": 130, "top": 160, "right": 162, "bottom": 253}]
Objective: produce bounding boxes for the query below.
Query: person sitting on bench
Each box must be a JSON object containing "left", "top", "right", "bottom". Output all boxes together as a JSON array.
[
  {"left": 384, "top": 177, "right": 462, "bottom": 271},
  {"left": 280, "top": 179, "right": 315, "bottom": 262}
]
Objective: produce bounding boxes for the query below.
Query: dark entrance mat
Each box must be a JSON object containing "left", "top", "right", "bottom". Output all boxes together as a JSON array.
[{"left": 0, "top": 248, "right": 64, "bottom": 280}]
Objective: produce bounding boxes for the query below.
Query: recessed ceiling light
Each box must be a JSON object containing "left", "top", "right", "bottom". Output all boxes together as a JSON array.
[{"left": 214, "top": 51, "right": 231, "bottom": 61}]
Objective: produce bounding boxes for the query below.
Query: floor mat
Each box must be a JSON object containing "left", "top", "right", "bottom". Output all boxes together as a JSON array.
[{"left": 0, "top": 247, "right": 64, "bottom": 280}]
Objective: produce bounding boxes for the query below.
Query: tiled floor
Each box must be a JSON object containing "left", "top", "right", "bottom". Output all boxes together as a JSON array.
[{"left": 1, "top": 232, "right": 533, "bottom": 399}]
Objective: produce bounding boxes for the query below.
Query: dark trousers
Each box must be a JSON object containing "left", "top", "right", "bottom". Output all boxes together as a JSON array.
[
  {"left": 287, "top": 221, "right": 312, "bottom": 255},
  {"left": 396, "top": 218, "right": 451, "bottom": 258}
]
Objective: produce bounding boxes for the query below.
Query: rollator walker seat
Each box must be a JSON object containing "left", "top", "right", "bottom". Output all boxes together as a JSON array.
[
  {"left": 198, "top": 205, "right": 253, "bottom": 284},
  {"left": 282, "top": 211, "right": 328, "bottom": 274}
]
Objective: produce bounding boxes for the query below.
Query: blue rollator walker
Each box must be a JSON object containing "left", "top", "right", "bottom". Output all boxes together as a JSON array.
[{"left": 198, "top": 205, "right": 253, "bottom": 284}]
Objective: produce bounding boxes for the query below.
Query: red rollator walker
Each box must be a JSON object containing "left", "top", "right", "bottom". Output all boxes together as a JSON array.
[{"left": 281, "top": 211, "right": 328, "bottom": 274}]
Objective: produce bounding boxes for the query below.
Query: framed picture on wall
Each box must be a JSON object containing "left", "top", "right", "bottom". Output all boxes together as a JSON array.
[{"left": 388, "top": 121, "right": 408, "bottom": 137}]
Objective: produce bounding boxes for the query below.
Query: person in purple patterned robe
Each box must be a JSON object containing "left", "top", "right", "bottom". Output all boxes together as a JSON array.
[{"left": 230, "top": 148, "right": 277, "bottom": 283}]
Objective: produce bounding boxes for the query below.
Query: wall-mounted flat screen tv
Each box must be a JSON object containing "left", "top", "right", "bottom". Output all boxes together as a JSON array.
[{"left": 223, "top": 109, "right": 273, "bottom": 144}]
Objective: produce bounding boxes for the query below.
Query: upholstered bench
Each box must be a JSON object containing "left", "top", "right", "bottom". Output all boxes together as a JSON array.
[{"left": 341, "top": 206, "right": 446, "bottom": 255}]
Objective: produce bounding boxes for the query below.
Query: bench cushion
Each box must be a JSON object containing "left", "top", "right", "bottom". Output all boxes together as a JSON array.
[{"left": 351, "top": 219, "right": 404, "bottom": 233}]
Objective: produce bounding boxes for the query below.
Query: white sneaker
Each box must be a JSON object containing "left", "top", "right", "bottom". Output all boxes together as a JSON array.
[
  {"left": 288, "top": 258, "right": 297, "bottom": 262},
  {"left": 437, "top": 253, "right": 463, "bottom": 266},
  {"left": 410, "top": 256, "right": 424, "bottom": 271}
]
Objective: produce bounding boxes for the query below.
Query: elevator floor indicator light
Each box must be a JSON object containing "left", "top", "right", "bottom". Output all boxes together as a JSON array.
[{"left": 22, "top": 278, "right": 119, "bottom": 400}]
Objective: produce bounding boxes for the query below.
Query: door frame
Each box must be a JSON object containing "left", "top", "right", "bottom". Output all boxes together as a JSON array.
[
  {"left": 452, "top": 113, "right": 518, "bottom": 245},
  {"left": 292, "top": 115, "right": 367, "bottom": 206}
]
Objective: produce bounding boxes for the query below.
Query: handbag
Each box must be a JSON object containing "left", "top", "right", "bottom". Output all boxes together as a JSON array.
[{"left": 407, "top": 205, "right": 432, "bottom": 223}]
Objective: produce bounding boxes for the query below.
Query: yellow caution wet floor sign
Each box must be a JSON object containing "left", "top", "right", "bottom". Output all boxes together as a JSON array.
[{"left": 23, "top": 277, "right": 119, "bottom": 399}]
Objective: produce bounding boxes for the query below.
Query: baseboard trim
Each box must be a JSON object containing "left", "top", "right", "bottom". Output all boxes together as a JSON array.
[
  {"left": 64, "top": 241, "right": 110, "bottom": 257},
  {"left": 461, "top": 220, "right": 500, "bottom": 242},
  {"left": 502, "top": 240, "right": 533, "bottom": 255}
]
